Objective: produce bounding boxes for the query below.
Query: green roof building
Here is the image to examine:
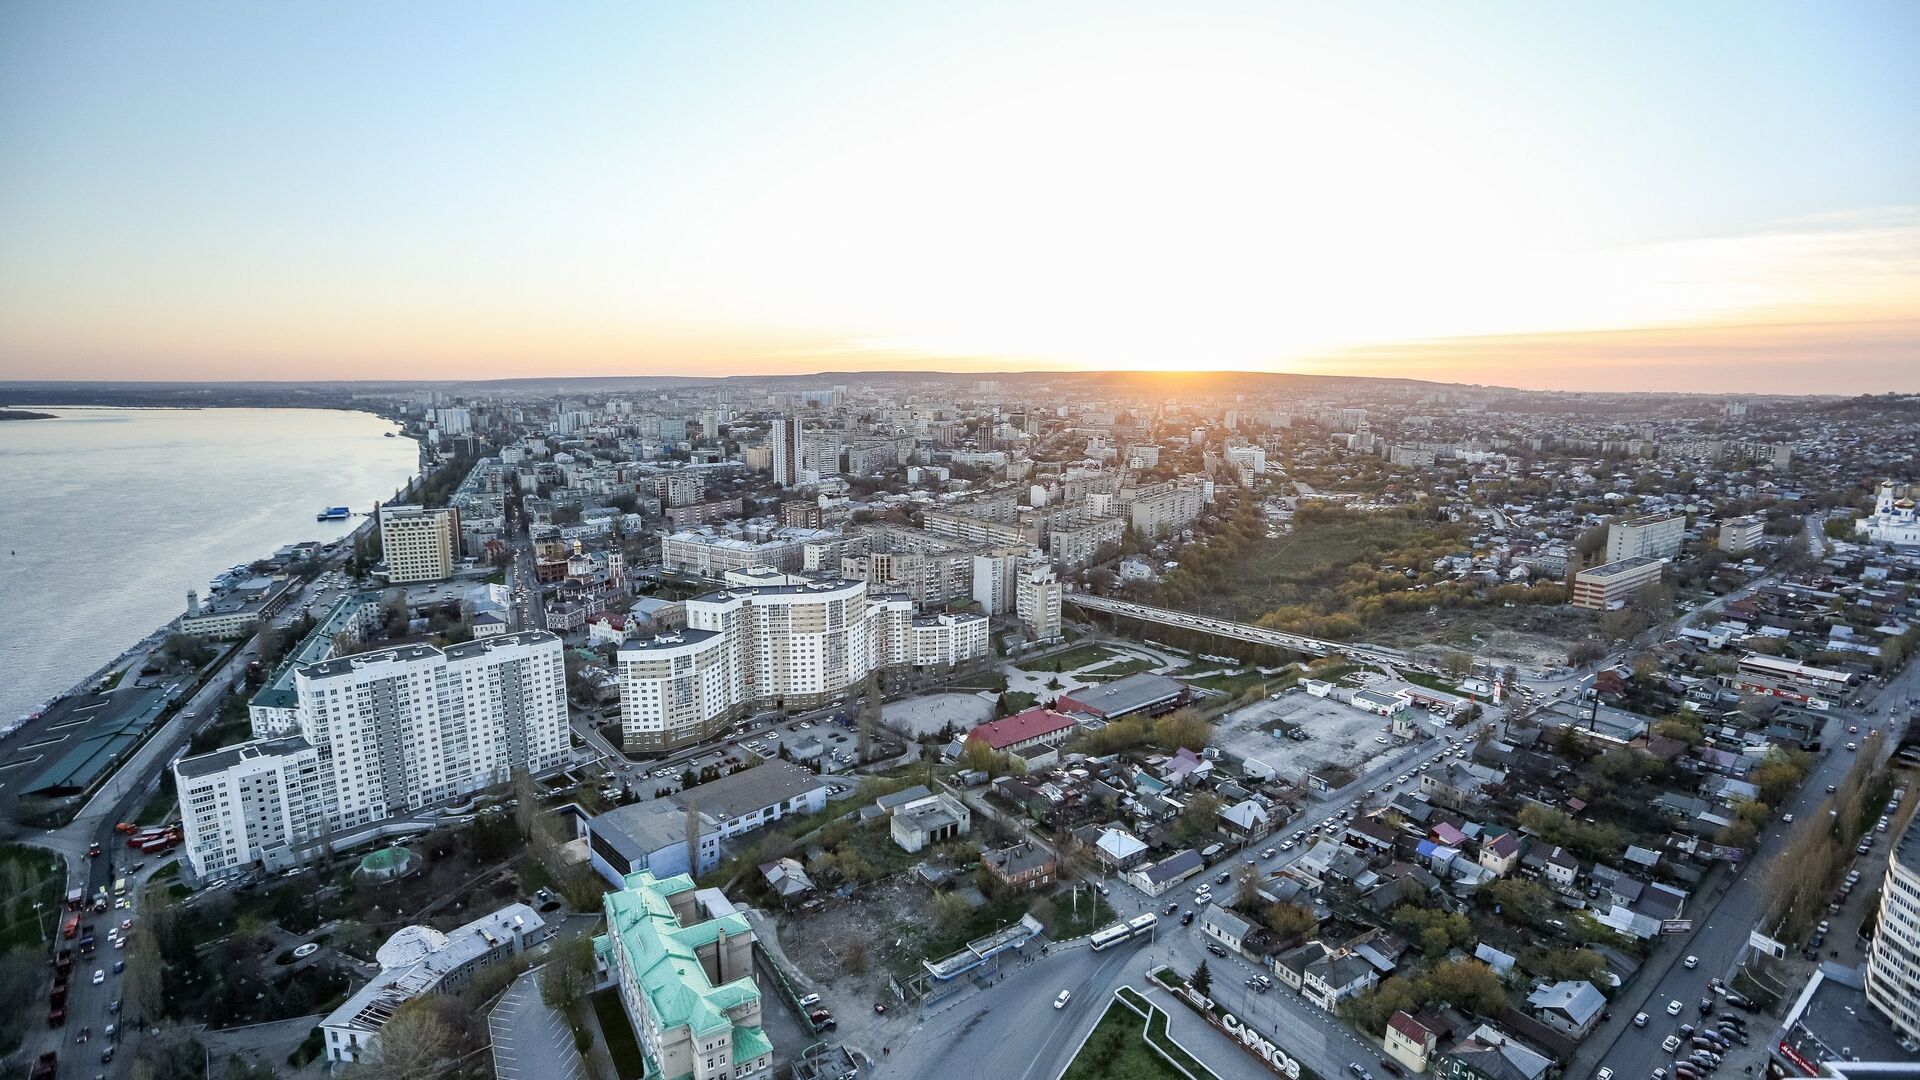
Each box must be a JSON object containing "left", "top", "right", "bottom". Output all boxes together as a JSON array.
[{"left": 597, "top": 870, "right": 773, "bottom": 1080}]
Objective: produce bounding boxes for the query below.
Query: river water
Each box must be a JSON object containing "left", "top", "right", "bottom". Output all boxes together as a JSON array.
[{"left": 0, "top": 407, "right": 419, "bottom": 722}]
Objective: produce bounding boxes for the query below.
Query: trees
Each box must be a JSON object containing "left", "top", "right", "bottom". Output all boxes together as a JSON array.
[
  {"left": 1566, "top": 640, "right": 1606, "bottom": 667},
  {"left": 1421, "top": 959, "right": 1507, "bottom": 1016},
  {"left": 1483, "top": 879, "right": 1553, "bottom": 925},
  {"left": 1173, "top": 793, "right": 1221, "bottom": 845},
  {"left": 351, "top": 997, "right": 458, "bottom": 1080},
  {"left": 1150, "top": 709, "right": 1213, "bottom": 755},
  {"left": 1191, "top": 959, "right": 1212, "bottom": 995},
  {"left": 1264, "top": 903, "right": 1317, "bottom": 942},
  {"left": 931, "top": 891, "right": 973, "bottom": 928},
  {"left": 1441, "top": 652, "right": 1473, "bottom": 681},
  {"left": 160, "top": 632, "right": 214, "bottom": 668},
  {"left": 539, "top": 935, "right": 596, "bottom": 1012}
]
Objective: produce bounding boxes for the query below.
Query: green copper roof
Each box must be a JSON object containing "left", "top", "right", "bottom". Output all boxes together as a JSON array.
[{"left": 604, "top": 870, "right": 764, "bottom": 1042}]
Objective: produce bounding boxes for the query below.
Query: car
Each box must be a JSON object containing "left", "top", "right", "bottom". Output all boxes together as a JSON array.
[
  {"left": 1348, "top": 1066, "right": 1372, "bottom": 1080},
  {"left": 108, "top": 1000, "right": 120, "bottom": 1015},
  {"left": 1164, "top": 902, "right": 1179, "bottom": 916},
  {"left": 1663, "top": 1035, "right": 1683, "bottom": 1053},
  {"left": 112, "top": 960, "right": 124, "bottom": 974},
  {"left": 1783, "top": 812, "right": 1794, "bottom": 823},
  {"left": 92, "top": 970, "right": 104, "bottom": 986},
  {"left": 1054, "top": 990, "right": 1071, "bottom": 1009},
  {"left": 1848, "top": 742, "right": 1858, "bottom": 751},
  {"left": 1633, "top": 1012, "right": 1649, "bottom": 1028},
  {"left": 1206, "top": 942, "right": 1229, "bottom": 957},
  {"left": 1597, "top": 1070, "right": 1614, "bottom": 1080},
  {"left": 1684, "top": 955, "right": 1699, "bottom": 969},
  {"left": 1828, "top": 784, "right": 1838, "bottom": 793},
  {"left": 103, "top": 1024, "right": 114, "bottom": 1039},
  {"left": 1374, "top": 736, "right": 1389, "bottom": 744},
  {"left": 1850, "top": 725, "right": 1859, "bottom": 734},
  {"left": 1216, "top": 871, "right": 1232, "bottom": 885},
  {"left": 1180, "top": 911, "right": 1195, "bottom": 926},
  {"left": 1260, "top": 848, "right": 1277, "bottom": 859},
  {"left": 797, "top": 994, "right": 821, "bottom": 1009},
  {"left": 100, "top": 1048, "right": 114, "bottom": 1064},
  {"left": 1667, "top": 999, "right": 1683, "bottom": 1016},
  {"left": 74, "top": 1027, "right": 89, "bottom": 1044}
]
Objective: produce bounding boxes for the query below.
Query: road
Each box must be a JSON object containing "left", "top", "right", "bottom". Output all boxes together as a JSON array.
[{"left": 1573, "top": 654, "right": 1920, "bottom": 1080}]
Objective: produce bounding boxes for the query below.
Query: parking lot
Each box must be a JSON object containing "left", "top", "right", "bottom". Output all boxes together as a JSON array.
[{"left": 490, "top": 968, "right": 589, "bottom": 1080}]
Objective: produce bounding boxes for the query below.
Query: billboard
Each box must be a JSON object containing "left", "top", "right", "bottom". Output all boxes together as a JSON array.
[{"left": 1661, "top": 919, "right": 1694, "bottom": 934}]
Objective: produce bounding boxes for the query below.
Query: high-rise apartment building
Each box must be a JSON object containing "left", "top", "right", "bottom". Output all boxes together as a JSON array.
[
  {"left": 971, "top": 548, "right": 1024, "bottom": 615},
  {"left": 379, "top": 504, "right": 461, "bottom": 583},
  {"left": 172, "top": 632, "right": 569, "bottom": 879},
  {"left": 1866, "top": 817, "right": 1920, "bottom": 1040},
  {"left": 1606, "top": 513, "right": 1685, "bottom": 563},
  {"left": 1017, "top": 565, "right": 1063, "bottom": 642},
  {"left": 769, "top": 415, "right": 802, "bottom": 487},
  {"left": 617, "top": 577, "right": 985, "bottom": 751}
]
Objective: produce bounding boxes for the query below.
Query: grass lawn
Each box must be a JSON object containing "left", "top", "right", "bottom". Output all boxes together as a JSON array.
[
  {"left": 1061, "top": 994, "right": 1216, "bottom": 1080},
  {"left": 136, "top": 780, "right": 177, "bottom": 826},
  {"left": 1399, "top": 669, "right": 1465, "bottom": 695},
  {"left": 590, "top": 987, "right": 648, "bottom": 1079},
  {"left": 1033, "top": 644, "right": 1124, "bottom": 672},
  {"left": 0, "top": 844, "right": 65, "bottom": 952},
  {"left": 1079, "top": 657, "right": 1159, "bottom": 681}
]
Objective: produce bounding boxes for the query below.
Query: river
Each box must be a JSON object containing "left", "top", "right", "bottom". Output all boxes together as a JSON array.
[{"left": 0, "top": 406, "right": 420, "bottom": 722}]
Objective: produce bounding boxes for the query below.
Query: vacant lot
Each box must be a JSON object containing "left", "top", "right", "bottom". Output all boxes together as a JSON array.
[
  {"left": 884, "top": 693, "right": 995, "bottom": 737},
  {"left": 1210, "top": 690, "right": 1403, "bottom": 783}
]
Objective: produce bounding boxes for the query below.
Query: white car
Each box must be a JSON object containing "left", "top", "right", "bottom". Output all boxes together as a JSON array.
[
  {"left": 92, "top": 970, "right": 105, "bottom": 985},
  {"left": 1684, "top": 955, "right": 1699, "bottom": 969},
  {"left": 1666, "top": 999, "right": 1683, "bottom": 1016},
  {"left": 1054, "top": 990, "right": 1072, "bottom": 1009}
]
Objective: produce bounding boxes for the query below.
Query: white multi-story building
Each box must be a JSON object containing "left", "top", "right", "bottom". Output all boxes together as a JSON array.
[
  {"left": 1867, "top": 817, "right": 1920, "bottom": 1039},
  {"left": 172, "top": 632, "right": 569, "bottom": 878},
  {"left": 379, "top": 504, "right": 461, "bottom": 583},
  {"left": 1606, "top": 513, "right": 1686, "bottom": 562},
  {"left": 1129, "top": 486, "right": 1206, "bottom": 540},
  {"left": 175, "top": 737, "right": 327, "bottom": 880},
  {"left": 911, "top": 612, "right": 990, "bottom": 668},
  {"left": 618, "top": 577, "right": 984, "bottom": 751},
  {"left": 1224, "top": 445, "right": 1266, "bottom": 474},
  {"left": 971, "top": 548, "right": 1024, "bottom": 615},
  {"left": 659, "top": 524, "right": 834, "bottom": 578},
  {"left": 1017, "top": 565, "right": 1063, "bottom": 642}
]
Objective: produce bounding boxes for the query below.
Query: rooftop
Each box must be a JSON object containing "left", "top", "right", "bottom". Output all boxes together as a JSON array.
[
  {"left": 1575, "top": 555, "right": 1668, "bottom": 581},
  {"left": 670, "top": 759, "right": 826, "bottom": 823},
  {"left": 175, "top": 735, "right": 313, "bottom": 779},
  {"left": 965, "top": 708, "right": 1077, "bottom": 750},
  {"left": 1059, "top": 671, "right": 1186, "bottom": 718}
]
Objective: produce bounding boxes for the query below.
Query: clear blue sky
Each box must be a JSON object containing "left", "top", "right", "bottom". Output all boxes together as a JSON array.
[{"left": 2, "top": 1, "right": 1915, "bottom": 391}]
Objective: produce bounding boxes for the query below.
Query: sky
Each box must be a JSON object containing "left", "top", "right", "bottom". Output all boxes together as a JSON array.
[{"left": 1, "top": 1, "right": 1916, "bottom": 393}]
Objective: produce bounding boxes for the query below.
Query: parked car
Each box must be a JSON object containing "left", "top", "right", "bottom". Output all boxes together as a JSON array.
[{"left": 1632, "top": 1012, "right": 1648, "bottom": 1028}]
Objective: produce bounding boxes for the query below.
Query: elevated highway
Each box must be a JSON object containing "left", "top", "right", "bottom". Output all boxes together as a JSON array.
[{"left": 1065, "top": 592, "right": 1418, "bottom": 668}]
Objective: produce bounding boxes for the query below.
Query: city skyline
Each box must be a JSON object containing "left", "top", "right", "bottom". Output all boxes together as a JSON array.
[{"left": 2, "top": 1, "right": 1917, "bottom": 393}]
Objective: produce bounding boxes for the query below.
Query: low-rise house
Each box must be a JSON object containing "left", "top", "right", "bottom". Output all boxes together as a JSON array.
[
  {"left": 1525, "top": 980, "right": 1605, "bottom": 1037},
  {"left": 1201, "top": 903, "right": 1254, "bottom": 954},
  {"left": 1219, "top": 798, "right": 1272, "bottom": 839},
  {"left": 981, "top": 841, "right": 1056, "bottom": 892},
  {"left": 1301, "top": 949, "right": 1380, "bottom": 1011},
  {"left": 1092, "top": 826, "right": 1149, "bottom": 869},
  {"left": 1478, "top": 833, "right": 1522, "bottom": 877},
  {"left": 1127, "top": 849, "right": 1203, "bottom": 897},
  {"left": 1440, "top": 1025, "right": 1552, "bottom": 1080},
  {"left": 758, "top": 857, "right": 815, "bottom": 906},
  {"left": 1386, "top": 1011, "right": 1440, "bottom": 1075}
]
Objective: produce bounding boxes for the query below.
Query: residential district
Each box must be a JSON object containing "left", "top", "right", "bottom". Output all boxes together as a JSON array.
[{"left": 6, "top": 373, "right": 1920, "bottom": 1080}]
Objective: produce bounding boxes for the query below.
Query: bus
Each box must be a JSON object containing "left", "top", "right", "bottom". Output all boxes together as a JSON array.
[{"left": 1089, "top": 913, "right": 1158, "bottom": 951}]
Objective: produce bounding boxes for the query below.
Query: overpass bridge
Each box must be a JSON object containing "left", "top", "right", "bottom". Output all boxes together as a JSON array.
[{"left": 1065, "top": 592, "right": 1418, "bottom": 668}]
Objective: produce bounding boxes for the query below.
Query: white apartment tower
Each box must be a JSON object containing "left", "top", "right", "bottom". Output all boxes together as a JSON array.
[
  {"left": 1867, "top": 817, "right": 1920, "bottom": 1039},
  {"left": 618, "top": 577, "right": 985, "bottom": 752},
  {"left": 379, "top": 504, "right": 462, "bottom": 583},
  {"left": 1017, "top": 564, "right": 1064, "bottom": 642},
  {"left": 172, "top": 632, "right": 569, "bottom": 878}
]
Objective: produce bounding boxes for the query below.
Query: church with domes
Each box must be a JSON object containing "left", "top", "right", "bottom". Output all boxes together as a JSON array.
[{"left": 1858, "top": 481, "right": 1920, "bottom": 546}]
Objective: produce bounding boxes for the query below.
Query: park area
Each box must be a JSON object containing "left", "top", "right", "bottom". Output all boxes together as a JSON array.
[{"left": 1062, "top": 987, "right": 1220, "bottom": 1080}]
